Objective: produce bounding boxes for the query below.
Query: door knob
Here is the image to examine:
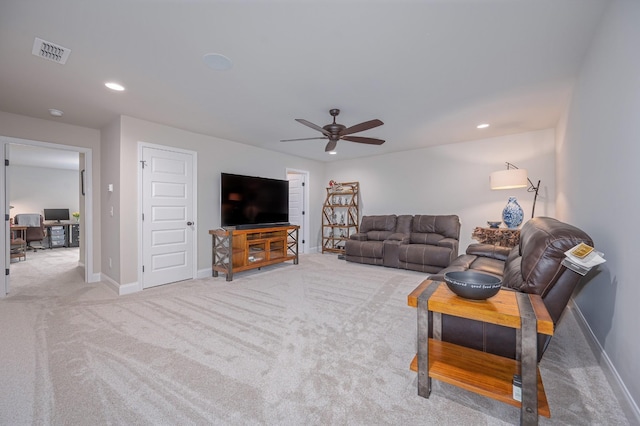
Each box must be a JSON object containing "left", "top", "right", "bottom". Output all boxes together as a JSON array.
[{"left": 187, "top": 221, "right": 194, "bottom": 226}]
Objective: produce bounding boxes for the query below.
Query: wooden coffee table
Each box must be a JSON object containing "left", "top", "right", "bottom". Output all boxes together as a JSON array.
[{"left": 408, "top": 279, "right": 554, "bottom": 425}]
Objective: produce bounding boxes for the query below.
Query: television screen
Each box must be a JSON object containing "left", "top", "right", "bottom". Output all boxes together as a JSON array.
[
  {"left": 44, "top": 208, "right": 70, "bottom": 222},
  {"left": 221, "top": 173, "right": 289, "bottom": 228}
]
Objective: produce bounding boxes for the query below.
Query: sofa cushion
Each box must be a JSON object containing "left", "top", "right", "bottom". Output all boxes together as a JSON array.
[
  {"left": 410, "top": 232, "right": 443, "bottom": 245},
  {"left": 357, "top": 215, "right": 397, "bottom": 241},
  {"left": 360, "top": 215, "right": 397, "bottom": 233},
  {"left": 396, "top": 215, "right": 414, "bottom": 234},
  {"left": 348, "top": 240, "right": 385, "bottom": 258},
  {"left": 465, "top": 243, "right": 511, "bottom": 261},
  {"left": 410, "top": 215, "right": 461, "bottom": 242},
  {"left": 399, "top": 244, "right": 454, "bottom": 269},
  {"left": 366, "top": 230, "right": 393, "bottom": 241}
]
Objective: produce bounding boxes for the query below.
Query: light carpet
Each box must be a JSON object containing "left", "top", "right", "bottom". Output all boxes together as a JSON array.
[{"left": 0, "top": 250, "right": 630, "bottom": 425}]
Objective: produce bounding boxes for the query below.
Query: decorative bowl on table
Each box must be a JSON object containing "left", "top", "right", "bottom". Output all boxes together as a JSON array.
[
  {"left": 487, "top": 221, "right": 502, "bottom": 229},
  {"left": 443, "top": 271, "right": 502, "bottom": 300}
]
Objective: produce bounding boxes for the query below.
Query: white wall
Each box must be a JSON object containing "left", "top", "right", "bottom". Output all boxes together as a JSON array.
[
  {"left": 100, "top": 119, "right": 121, "bottom": 283},
  {"left": 558, "top": 0, "right": 640, "bottom": 418},
  {"left": 324, "top": 129, "right": 556, "bottom": 252},
  {"left": 113, "top": 116, "right": 325, "bottom": 286},
  {"left": 9, "top": 165, "right": 79, "bottom": 217}
]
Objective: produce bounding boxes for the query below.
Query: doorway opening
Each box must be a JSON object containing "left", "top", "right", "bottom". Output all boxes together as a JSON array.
[{"left": 2, "top": 136, "right": 94, "bottom": 296}]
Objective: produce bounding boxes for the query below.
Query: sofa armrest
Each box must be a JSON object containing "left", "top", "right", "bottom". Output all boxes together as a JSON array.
[
  {"left": 436, "top": 237, "right": 459, "bottom": 251},
  {"left": 388, "top": 232, "right": 410, "bottom": 243},
  {"left": 465, "top": 243, "right": 512, "bottom": 261},
  {"left": 349, "top": 233, "right": 368, "bottom": 241}
]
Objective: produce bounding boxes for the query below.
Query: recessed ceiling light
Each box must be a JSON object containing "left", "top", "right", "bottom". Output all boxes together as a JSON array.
[
  {"left": 203, "top": 53, "right": 233, "bottom": 71},
  {"left": 328, "top": 151, "right": 337, "bottom": 155},
  {"left": 48, "top": 108, "right": 63, "bottom": 117},
  {"left": 477, "top": 123, "right": 490, "bottom": 129},
  {"left": 105, "top": 82, "right": 125, "bottom": 91}
]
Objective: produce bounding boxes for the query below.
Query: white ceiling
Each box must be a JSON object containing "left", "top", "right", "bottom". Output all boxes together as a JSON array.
[{"left": 0, "top": 0, "right": 610, "bottom": 162}]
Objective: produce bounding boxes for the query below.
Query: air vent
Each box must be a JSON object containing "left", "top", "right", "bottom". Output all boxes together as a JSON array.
[{"left": 32, "top": 37, "right": 71, "bottom": 64}]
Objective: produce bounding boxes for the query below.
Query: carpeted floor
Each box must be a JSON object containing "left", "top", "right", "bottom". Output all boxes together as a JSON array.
[{"left": 0, "top": 250, "right": 631, "bottom": 425}]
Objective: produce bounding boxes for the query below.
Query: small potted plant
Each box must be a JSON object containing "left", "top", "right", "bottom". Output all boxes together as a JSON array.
[{"left": 72, "top": 211, "right": 80, "bottom": 222}]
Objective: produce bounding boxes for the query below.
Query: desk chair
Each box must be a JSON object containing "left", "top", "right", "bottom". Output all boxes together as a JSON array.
[{"left": 14, "top": 214, "right": 46, "bottom": 251}]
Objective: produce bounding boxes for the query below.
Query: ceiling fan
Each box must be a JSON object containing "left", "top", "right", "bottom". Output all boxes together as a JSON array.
[{"left": 281, "top": 109, "right": 384, "bottom": 152}]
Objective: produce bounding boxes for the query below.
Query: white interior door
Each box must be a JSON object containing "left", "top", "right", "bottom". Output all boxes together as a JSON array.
[
  {"left": 3, "top": 143, "right": 11, "bottom": 296},
  {"left": 287, "top": 171, "right": 307, "bottom": 253},
  {"left": 141, "top": 145, "right": 196, "bottom": 289}
]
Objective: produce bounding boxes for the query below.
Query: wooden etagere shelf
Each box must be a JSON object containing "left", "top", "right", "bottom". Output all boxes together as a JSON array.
[{"left": 322, "top": 181, "right": 359, "bottom": 254}]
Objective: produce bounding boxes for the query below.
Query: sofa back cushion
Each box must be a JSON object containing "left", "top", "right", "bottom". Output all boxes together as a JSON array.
[
  {"left": 502, "top": 217, "right": 594, "bottom": 297},
  {"left": 360, "top": 215, "right": 397, "bottom": 241},
  {"left": 396, "top": 215, "right": 414, "bottom": 234},
  {"left": 410, "top": 215, "right": 460, "bottom": 244}
]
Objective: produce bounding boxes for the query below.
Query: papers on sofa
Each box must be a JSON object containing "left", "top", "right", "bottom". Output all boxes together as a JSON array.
[{"left": 562, "top": 243, "right": 606, "bottom": 275}]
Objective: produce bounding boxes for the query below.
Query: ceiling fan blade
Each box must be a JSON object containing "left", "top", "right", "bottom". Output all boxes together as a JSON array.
[
  {"left": 325, "top": 139, "right": 338, "bottom": 152},
  {"left": 341, "top": 135, "right": 385, "bottom": 145},
  {"left": 280, "top": 137, "right": 328, "bottom": 142},
  {"left": 340, "top": 119, "right": 383, "bottom": 136},
  {"left": 295, "top": 119, "right": 332, "bottom": 137}
]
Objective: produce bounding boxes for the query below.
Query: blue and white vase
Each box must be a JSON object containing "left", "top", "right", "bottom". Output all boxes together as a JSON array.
[{"left": 502, "top": 197, "right": 524, "bottom": 229}]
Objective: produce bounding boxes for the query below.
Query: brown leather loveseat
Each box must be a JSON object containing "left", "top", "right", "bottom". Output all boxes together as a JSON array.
[
  {"left": 344, "top": 214, "right": 460, "bottom": 273},
  {"left": 429, "top": 216, "right": 594, "bottom": 359}
]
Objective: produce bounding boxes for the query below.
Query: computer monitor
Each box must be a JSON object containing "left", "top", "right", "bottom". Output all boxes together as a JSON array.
[{"left": 44, "top": 208, "right": 70, "bottom": 223}]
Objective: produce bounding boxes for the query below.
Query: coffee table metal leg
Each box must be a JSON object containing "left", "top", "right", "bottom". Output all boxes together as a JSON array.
[
  {"left": 417, "top": 281, "right": 440, "bottom": 398},
  {"left": 517, "top": 293, "right": 538, "bottom": 426}
]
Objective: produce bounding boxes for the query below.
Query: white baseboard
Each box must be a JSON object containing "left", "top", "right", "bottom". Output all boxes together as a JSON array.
[
  {"left": 569, "top": 300, "right": 640, "bottom": 424},
  {"left": 101, "top": 273, "right": 142, "bottom": 295},
  {"left": 118, "top": 280, "right": 142, "bottom": 295},
  {"left": 100, "top": 273, "right": 120, "bottom": 293}
]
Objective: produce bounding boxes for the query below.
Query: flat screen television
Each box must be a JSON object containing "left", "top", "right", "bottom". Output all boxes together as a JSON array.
[
  {"left": 44, "top": 208, "right": 70, "bottom": 223},
  {"left": 220, "top": 173, "right": 289, "bottom": 229}
]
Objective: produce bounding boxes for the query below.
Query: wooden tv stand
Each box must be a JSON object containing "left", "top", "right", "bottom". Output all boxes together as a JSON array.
[{"left": 209, "top": 225, "right": 299, "bottom": 281}]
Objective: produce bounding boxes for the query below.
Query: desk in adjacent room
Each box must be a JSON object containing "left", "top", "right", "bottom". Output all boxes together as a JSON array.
[{"left": 44, "top": 222, "right": 80, "bottom": 248}]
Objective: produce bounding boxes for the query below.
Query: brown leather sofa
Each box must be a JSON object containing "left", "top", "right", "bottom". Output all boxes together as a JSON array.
[
  {"left": 430, "top": 216, "right": 594, "bottom": 360},
  {"left": 344, "top": 214, "right": 460, "bottom": 273}
]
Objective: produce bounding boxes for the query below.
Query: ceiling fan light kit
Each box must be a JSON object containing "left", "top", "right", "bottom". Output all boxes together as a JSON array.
[{"left": 281, "top": 108, "right": 385, "bottom": 152}]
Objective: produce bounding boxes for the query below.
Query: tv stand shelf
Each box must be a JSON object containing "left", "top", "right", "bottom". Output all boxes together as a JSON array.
[{"left": 209, "top": 225, "right": 299, "bottom": 281}]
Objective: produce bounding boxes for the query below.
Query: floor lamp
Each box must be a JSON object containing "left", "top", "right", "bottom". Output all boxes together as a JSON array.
[{"left": 490, "top": 162, "right": 541, "bottom": 219}]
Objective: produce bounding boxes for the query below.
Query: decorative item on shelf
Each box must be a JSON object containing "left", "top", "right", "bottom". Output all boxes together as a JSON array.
[
  {"left": 487, "top": 221, "right": 501, "bottom": 229},
  {"left": 443, "top": 271, "right": 502, "bottom": 300},
  {"left": 502, "top": 197, "right": 523, "bottom": 229},
  {"left": 72, "top": 211, "right": 80, "bottom": 222},
  {"left": 490, "top": 162, "right": 541, "bottom": 219},
  {"left": 328, "top": 180, "right": 344, "bottom": 193}
]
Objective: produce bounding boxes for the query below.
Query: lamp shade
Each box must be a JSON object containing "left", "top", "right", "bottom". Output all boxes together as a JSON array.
[{"left": 490, "top": 169, "right": 528, "bottom": 190}]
